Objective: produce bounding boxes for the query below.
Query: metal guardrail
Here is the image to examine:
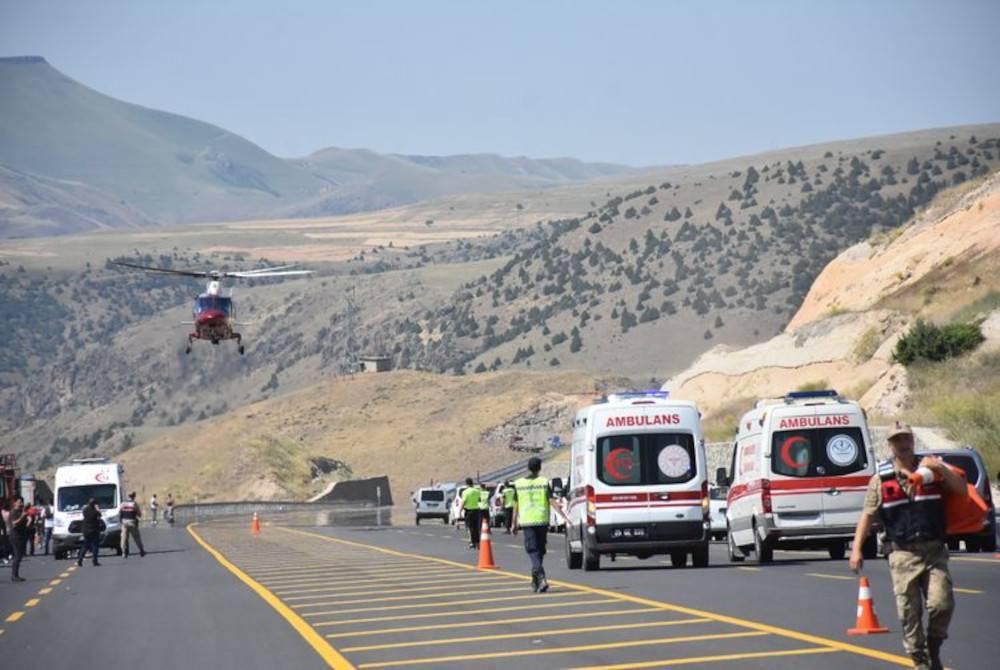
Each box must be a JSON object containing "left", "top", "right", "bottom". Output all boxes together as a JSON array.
[
  {"left": 172, "top": 500, "right": 375, "bottom": 522},
  {"left": 474, "top": 448, "right": 567, "bottom": 484}
]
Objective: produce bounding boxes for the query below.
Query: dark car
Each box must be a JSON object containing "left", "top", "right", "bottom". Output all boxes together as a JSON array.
[{"left": 919, "top": 448, "right": 997, "bottom": 552}]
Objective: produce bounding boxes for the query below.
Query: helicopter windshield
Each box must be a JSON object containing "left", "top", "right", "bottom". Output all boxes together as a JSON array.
[{"left": 194, "top": 296, "right": 233, "bottom": 315}]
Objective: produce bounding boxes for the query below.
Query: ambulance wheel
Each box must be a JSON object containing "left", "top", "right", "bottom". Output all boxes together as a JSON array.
[
  {"left": 692, "top": 543, "right": 709, "bottom": 568},
  {"left": 565, "top": 533, "right": 582, "bottom": 570},
  {"left": 861, "top": 534, "right": 878, "bottom": 560},
  {"left": 981, "top": 534, "right": 996, "bottom": 552},
  {"left": 964, "top": 538, "right": 981, "bottom": 553},
  {"left": 946, "top": 538, "right": 960, "bottom": 551},
  {"left": 582, "top": 533, "right": 600, "bottom": 572},
  {"left": 669, "top": 550, "right": 687, "bottom": 568},
  {"left": 753, "top": 522, "right": 773, "bottom": 563},
  {"left": 727, "top": 526, "right": 745, "bottom": 562},
  {"left": 827, "top": 540, "right": 846, "bottom": 560}
]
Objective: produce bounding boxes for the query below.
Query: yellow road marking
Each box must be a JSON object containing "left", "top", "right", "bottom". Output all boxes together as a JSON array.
[
  {"left": 316, "top": 597, "right": 614, "bottom": 627},
  {"left": 340, "top": 618, "right": 711, "bottom": 652},
  {"left": 282, "top": 577, "right": 514, "bottom": 601},
  {"left": 308, "top": 592, "right": 596, "bottom": 619},
  {"left": 187, "top": 524, "right": 355, "bottom": 670},
  {"left": 806, "top": 572, "right": 856, "bottom": 581},
  {"left": 735, "top": 567, "right": 760, "bottom": 572},
  {"left": 954, "top": 587, "right": 983, "bottom": 594},
  {"left": 326, "top": 606, "right": 662, "bottom": 639},
  {"left": 249, "top": 561, "right": 421, "bottom": 575},
  {"left": 277, "top": 526, "right": 915, "bottom": 667},
  {"left": 570, "top": 646, "right": 840, "bottom": 669},
  {"left": 269, "top": 568, "right": 476, "bottom": 591},
  {"left": 259, "top": 567, "right": 464, "bottom": 586},
  {"left": 5, "top": 612, "right": 24, "bottom": 623},
  {"left": 295, "top": 586, "right": 560, "bottom": 616},
  {"left": 38, "top": 588, "right": 53, "bottom": 595},
  {"left": 59, "top": 572, "right": 70, "bottom": 578},
  {"left": 951, "top": 556, "right": 1000, "bottom": 564},
  {"left": 355, "top": 631, "right": 769, "bottom": 668},
  {"left": 67, "top": 566, "right": 76, "bottom": 572},
  {"left": 49, "top": 579, "right": 62, "bottom": 586},
  {"left": 25, "top": 599, "right": 40, "bottom": 608}
]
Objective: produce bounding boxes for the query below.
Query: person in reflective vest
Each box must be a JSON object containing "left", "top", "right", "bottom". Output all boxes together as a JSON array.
[
  {"left": 460, "top": 478, "right": 482, "bottom": 549},
  {"left": 849, "top": 422, "right": 965, "bottom": 670},
  {"left": 477, "top": 482, "right": 490, "bottom": 526},
  {"left": 512, "top": 457, "right": 566, "bottom": 593},
  {"left": 502, "top": 482, "right": 516, "bottom": 534}
]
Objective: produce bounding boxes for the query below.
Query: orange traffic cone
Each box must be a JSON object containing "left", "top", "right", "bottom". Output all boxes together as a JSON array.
[
  {"left": 477, "top": 516, "right": 497, "bottom": 569},
  {"left": 251, "top": 512, "right": 261, "bottom": 536},
  {"left": 847, "top": 576, "right": 889, "bottom": 635}
]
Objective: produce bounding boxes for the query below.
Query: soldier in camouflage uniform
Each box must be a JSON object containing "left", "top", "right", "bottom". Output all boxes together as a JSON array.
[{"left": 849, "top": 422, "right": 965, "bottom": 670}]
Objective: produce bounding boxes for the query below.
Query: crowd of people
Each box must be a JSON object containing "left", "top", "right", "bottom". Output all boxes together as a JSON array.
[{"left": 1, "top": 491, "right": 176, "bottom": 582}]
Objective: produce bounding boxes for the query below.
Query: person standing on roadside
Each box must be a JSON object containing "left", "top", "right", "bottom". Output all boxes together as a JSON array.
[
  {"left": 165, "top": 492, "right": 175, "bottom": 525},
  {"left": 502, "top": 481, "right": 516, "bottom": 534},
  {"left": 77, "top": 498, "right": 103, "bottom": 567},
  {"left": 9, "top": 496, "right": 29, "bottom": 582},
  {"left": 25, "top": 500, "right": 38, "bottom": 556},
  {"left": 512, "top": 457, "right": 566, "bottom": 593},
  {"left": 119, "top": 492, "right": 146, "bottom": 558},
  {"left": 41, "top": 498, "right": 55, "bottom": 556},
  {"left": 149, "top": 493, "right": 159, "bottom": 526},
  {"left": 849, "top": 422, "right": 965, "bottom": 670},
  {"left": 460, "top": 478, "right": 482, "bottom": 549}
]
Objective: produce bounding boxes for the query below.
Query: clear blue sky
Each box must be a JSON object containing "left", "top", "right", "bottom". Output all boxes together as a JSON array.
[{"left": 2, "top": 0, "right": 998, "bottom": 165}]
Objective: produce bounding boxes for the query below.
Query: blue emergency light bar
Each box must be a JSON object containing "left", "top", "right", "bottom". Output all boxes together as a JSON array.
[
  {"left": 784, "top": 390, "right": 839, "bottom": 400},
  {"left": 608, "top": 390, "right": 670, "bottom": 400}
]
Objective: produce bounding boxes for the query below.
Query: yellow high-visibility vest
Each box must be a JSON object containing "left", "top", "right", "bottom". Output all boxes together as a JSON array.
[{"left": 514, "top": 476, "right": 550, "bottom": 526}]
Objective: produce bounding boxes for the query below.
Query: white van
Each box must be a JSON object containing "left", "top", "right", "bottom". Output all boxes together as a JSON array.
[
  {"left": 412, "top": 484, "right": 455, "bottom": 524},
  {"left": 564, "top": 391, "right": 710, "bottom": 571},
  {"left": 52, "top": 458, "right": 125, "bottom": 559},
  {"left": 724, "top": 390, "right": 878, "bottom": 563}
]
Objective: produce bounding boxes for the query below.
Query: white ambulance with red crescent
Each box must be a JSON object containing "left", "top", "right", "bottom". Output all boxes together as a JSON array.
[
  {"left": 723, "top": 390, "right": 879, "bottom": 563},
  {"left": 564, "top": 391, "right": 710, "bottom": 571}
]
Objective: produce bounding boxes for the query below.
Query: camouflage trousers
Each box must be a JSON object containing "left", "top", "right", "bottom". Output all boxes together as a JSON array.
[{"left": 887, "top": 540, "right": 954, "bottom": 656}]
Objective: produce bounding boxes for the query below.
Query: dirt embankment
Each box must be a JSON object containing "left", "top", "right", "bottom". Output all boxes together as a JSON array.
[{"left": 665, "top": 174, "right": 1000, "bottom": 421}]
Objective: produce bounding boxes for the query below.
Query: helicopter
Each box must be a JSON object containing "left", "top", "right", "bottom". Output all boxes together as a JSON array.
[{"left": 113, "top": 261, "right": 313, "bottom": 355}]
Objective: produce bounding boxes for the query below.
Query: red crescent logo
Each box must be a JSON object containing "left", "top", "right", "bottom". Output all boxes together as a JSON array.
[
  {"left": 605, "top": 447, "right": 635, "bottom": 481},
  {"left": 780, "top": 436, "right": 811, "bottom": 470},
  {"left": 95, "top": 472, "right": 109, "bottom": 483}
]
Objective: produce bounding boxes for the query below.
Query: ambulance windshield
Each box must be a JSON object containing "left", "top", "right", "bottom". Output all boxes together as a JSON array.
[
  {"left": 596, "top": 433, "right": 696, "bottom": 486},
  {"left": 57, "top": 484, "right": 117, "bottom": 511},
  {"left": 770, "top": 427, "right": 868, "bottom": 478}
]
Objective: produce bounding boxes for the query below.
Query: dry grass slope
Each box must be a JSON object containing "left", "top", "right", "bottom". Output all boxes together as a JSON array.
[{"left": 120, "top": 370, "right": 598, "bottom": 502}]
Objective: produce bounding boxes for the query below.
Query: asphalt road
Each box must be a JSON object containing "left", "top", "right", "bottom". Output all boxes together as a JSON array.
[{"left": 1, "top": 517, "right": 997, "bottom": 669}]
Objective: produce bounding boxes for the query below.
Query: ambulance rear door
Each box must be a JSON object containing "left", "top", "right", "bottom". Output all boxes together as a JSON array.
[{"left": 767, "top": 408, "right": 871, "bottom": 530}]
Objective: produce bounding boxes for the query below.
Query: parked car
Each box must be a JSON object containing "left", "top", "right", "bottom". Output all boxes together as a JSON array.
[
  {"left": 876, "top": 447, "right": 997, "bottom": 555},
  {"left": 412, "top": 485, "right": 454, "bottom": 525},
  {"left": 924, "top": 448, "right": 996, "bottom": 552},
  {"left": 709, "top": 484, "right": 728, "bottom": 541}
]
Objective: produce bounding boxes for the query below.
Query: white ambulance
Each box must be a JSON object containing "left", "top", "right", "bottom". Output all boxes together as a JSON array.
[
  {"left": 52, "top": 458, "right": 126, "bottom": 559},
  {"left": 564, "top": 391, "right": 710, "bottom": 571},
  {"left": 723, "top": 390, "right": 879, "bottom": 563}
]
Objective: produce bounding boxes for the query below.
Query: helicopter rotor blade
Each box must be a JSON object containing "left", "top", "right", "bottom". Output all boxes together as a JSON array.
[
  {"left": 226, "top": 270, "right": 314, "bottom": 278},
  {"left": 112, "top": 261, "right": 210, "bottom": 278},
  {"left": 233, "top": 264, "right": 300, "bottom": 274}
]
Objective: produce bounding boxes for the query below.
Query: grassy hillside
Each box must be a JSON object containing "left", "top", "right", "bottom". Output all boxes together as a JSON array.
[
  {"left": 118, "top": 370, "right": 597, "bottom": 502},
  {"left": 289, "top": 148, "right": 640, "bottom": 217},
  {"left": 0, "top": 56, "right": 640, "bottom": 234},
  {"left": 400, "top": 126, "right": 1000, "bottom": 376},
  {"left": 0, "top": 56, "right": 327, "bottom": 225}
]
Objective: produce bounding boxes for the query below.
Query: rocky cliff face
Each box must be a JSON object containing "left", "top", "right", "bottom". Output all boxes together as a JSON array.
[{"left": 663, "top": 173, "right": 1000, "bottom": 419}]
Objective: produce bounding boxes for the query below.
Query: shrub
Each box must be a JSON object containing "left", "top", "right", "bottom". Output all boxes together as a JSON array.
[
  {"left": 892, "top": 319, "right": 984, "bottom": 365},
  {"left": 852, "top": 326, "right": 881, "bottom": 363}
]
